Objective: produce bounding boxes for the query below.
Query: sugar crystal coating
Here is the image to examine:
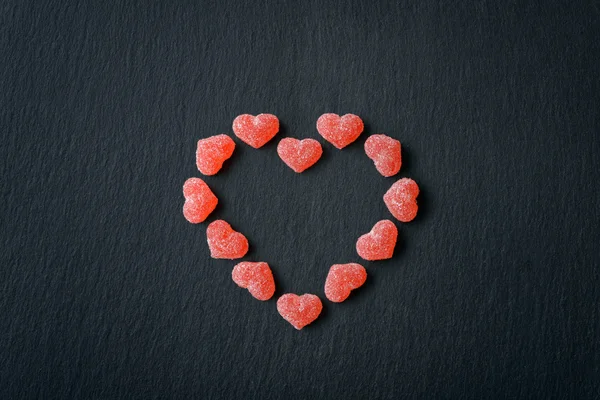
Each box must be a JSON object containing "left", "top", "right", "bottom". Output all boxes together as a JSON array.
[
  {"left": 356, "top": 220, "right": 398, "bottom": 261},
  {"left": 383, "top": 178, "right": 419, "bottom": 222},
  {"left": 206, "top": 220, "right": 249, "bottom": 259},
  {"left": 277, "top": 138, "right": 323, "bottom": 173},
  {"left": 324, "top": 263, "right": 367, "bottom": 303},
  {"left": 364, "top": 134, "right": 402, "bottom": 177},
  {"left": 316, "top": 113, "right": 364, "bottom": 149},
  {"left": 196, "top": 134, "right": 235, "bottom": 175},
  {"left": 182, "top": 178, "right": 218, "bottom": 223},
  {"left": 232, "top": 114, "right": 279, "bottom": 148},
  {"left": 276, "top": 293, "right": 323, "bottom": 330},
  {"left": 232, "top": 262, "right": 275, "bottom": 301}
]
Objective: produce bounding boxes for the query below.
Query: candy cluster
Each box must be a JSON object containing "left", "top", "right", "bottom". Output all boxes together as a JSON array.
[{"left": 182, "top": 113, "right": 420, "bottom": 330}]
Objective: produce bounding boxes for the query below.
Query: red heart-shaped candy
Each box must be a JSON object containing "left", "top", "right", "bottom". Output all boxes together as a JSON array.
[
  {"left": 356, "top": 220, "right": 398, "bottom": 261},
  {"left": 316, "top": 113, "right": 364, "bottom": 149},
  {"left": 232, "top": 114, "right": 279, "bottom": 148},
  {"left": 277, "top": 138, "right": 323, "bottom": 173},
  {"left": 364, "top": 134, "right": 402, "bottom": 177},
  {"left": 182, "top": 178, "right": 218, "bottom": 223},
  {"left": 324, "top": 263, "right": 367, "bottom": 303},
  {"left": 232, "top": 261, "right": 275, "bottom": 301},
  {"left": 276, "top": 293, "right": 322, "bottom": 330},
  {"left": 206, "top": 220, "right": 249, "bottom": 259},
  {"left": 196, "top": 134, "right": 235, "bottom": 175},
  {"left": 383, "top": 178, "right": 419, "bottom": 222}
]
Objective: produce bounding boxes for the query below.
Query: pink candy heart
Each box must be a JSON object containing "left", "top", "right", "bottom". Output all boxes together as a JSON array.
[
  {"left": 356, "top": 220, "right": 398, "bottom": 261},
  {"left": 182, "top": 178, "right": 218, "bottom": 223},
  {"left": 196, "top": 134, "right": 235, "bottom": 175},
  {"left": 277, "top": 293, "right": 322, "bottom": 330},
  {"left": 383, "top": 178, "right": 419, "bottom": 222},
  {"left": 206, "top": 220, "right": 249, "bottom": 259},
  {"left": 364, "top": 134, "right": 402, "bottom": 177},
  {"left": 316, "top": 113, "right": 364, "bottom": 149},
  {"left": 232, "top": 114, "right": 279, "bottom": 148},
  {"left": 324, "top": 263, "right": 367, "bottom": 303},
  {"left": 232, "top": 262, "right": 275, "bottom": 301},
  {"left": 277, "top": 138, "right": 323, "bottom": 173}
]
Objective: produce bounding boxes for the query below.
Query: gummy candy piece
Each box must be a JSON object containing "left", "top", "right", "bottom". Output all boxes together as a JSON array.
[
  {"left": 206, "top": 220, "right": 249, "bottom": 259},
  {"left": 324, "top": 263, "right": 367, "bottom": 303},
  {"left": 232, "top": 262, "right": 275, "bottom": 301},
  {"left": 182, "top": 178, "right": 218, "bottom": 223},
  {"left": 316, "top": 113, "right": 364, "bottom": 149},
  {"left": 383, "top": 178, "right": 419, "bottom": 222},
  {"left": 232, "top": 114, "right": 279, "bottom": 148},
  {"left": 277, "top": 138, "right": 323, "bottom": 173},
  {"left": 356, "top": 220, "right": 398, "bottom": 261},
  {"left": 364, "top": 134, "right": 402, "bottom": 177},
  {"left": 277, "top": 293, "right": 323, "bottom": 330},
  {"left": 196, "top": 134, "right": 235, "bottom": 175}
]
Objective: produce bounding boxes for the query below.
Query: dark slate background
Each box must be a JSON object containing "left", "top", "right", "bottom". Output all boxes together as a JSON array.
[{"left": 1, "top": 1, "right": 599, "bottom": 399}]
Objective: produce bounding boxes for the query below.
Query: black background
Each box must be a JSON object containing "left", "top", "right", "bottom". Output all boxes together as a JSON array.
[{"left": 1, "top": 1, "right": 600, "bottom": 399}]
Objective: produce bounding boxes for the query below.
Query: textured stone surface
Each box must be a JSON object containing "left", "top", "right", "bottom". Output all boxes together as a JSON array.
[{"left": 2, "top": 1, "right": 599, "bottom": 398}]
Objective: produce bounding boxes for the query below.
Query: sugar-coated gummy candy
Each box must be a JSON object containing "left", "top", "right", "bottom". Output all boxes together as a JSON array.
[
  {"left": 232, "top": 262, "right": 275, "bottom": 301},
  {"left": 316, "top": 113, "right": 364, "bottom": 149},
  {"left": 196, "top": 134, "right": 235, "bottom": 175},
  {"left": 206, "top": 220, "right": 249, "bottom": 259},
  {"left": 364, "top": 134, "right": 402, "bottom": 177},
  {"left": 383, "top": 178, "right": 419, "bottom": 222},
  {"left": 277, "top": 293, "right": 322, "bottom": 330},
  {"left": 232, "top": 114, "right": 279, "bottom": 148},
  {"left": 356, "top": 220, "right": 398, "bottom": 261},
  {"left": 277, "top": 138, "right": 323, "bottom": 173},
  {"left": 324, "top": 263, "right": 367, "bottom": 303},
  {"left": 182, "top": 178, "right": 218, "bottom": 223}
]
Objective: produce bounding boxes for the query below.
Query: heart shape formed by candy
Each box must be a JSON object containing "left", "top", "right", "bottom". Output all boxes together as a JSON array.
[
  {"left": 277, "top": 138, "right": 323, "bottom": 173},
  {"left": 196, "top": 134, "right": 236, "bottom": 175},
  {"left": 356, "top": 220, "right": 398, "bottom": 261},
  {"left": 182, "top": 178, "right": 218, "bottom": 223},
  {"left": 364, "top": 134, "right": 402, "bottom": 177},
  {"left": 232, "top": 113, "right": 279, "bottom": 148},
  {"left": 383, "top": 178, "right": 419, "bottom": 222},
  {"left": 316, "top": 113, "right": 364, "bottom": 149},
  {"left": 276, "top": 293, "right": 323, "bottom": 330},
  {"left": 206, "top": 219, "right": 249, "bottom": 259},
  {"left": 324, "top": 263, "right": 367, "bottom": 303},
  {"left": 232, "top": 262, "right": 275, "bottom": 301},
  {"left": 183, "top": 113, "right": 423, "bottom": 330}
]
